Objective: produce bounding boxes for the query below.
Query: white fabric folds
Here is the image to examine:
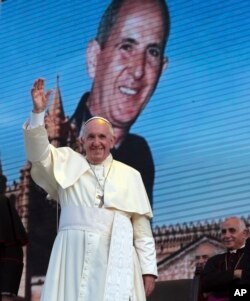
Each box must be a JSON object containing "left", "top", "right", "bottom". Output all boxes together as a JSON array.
[{"left": 42, "top": 205, "right": 139, "bottom": 301}]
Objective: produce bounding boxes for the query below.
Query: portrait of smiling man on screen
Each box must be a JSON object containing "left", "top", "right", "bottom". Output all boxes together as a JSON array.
[{"left": 70, "top": 0, "right": 170, "bottom": 206}]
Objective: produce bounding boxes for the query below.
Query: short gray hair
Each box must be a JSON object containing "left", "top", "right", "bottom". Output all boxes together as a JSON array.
[
  {"left": 222, "top": 216, "right": 248, "bottom": 232},
  {"left": 79, "top": 116, "right": 114, "bottom": 138}
]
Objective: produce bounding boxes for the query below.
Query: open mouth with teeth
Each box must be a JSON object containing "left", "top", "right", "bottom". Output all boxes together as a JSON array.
[{"left": 119, "top": 86, "right": 138, "bottom": 96}]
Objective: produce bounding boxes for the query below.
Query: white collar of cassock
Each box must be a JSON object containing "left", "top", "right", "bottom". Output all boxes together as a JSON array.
[
  {"left": 87, "top": 154, "right": 113, "bottom": 173},
  {"left": 229, "top": 245, "right": 245, "bottom": 254}
]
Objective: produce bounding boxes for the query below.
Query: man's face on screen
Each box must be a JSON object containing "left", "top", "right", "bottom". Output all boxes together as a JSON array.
[{"left": 88, "top": 0, "right": 167, "bottom": 128}]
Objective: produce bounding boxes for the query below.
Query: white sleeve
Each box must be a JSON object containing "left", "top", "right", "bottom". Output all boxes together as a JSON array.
[
  {"left": 23, "top": 124, "right": 58, "bottom": 200},
  {"left": 28, "top": 111, "right": 45, "bottom": 129},
  {"left": 132, "top": 214, "right": 158, "bottom": 277}
]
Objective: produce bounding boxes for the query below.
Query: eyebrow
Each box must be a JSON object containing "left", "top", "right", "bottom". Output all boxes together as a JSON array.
[
  {"left": 221, "top": 227, "right": 236, "bottom": 232},
  {"left": 195, "top": 255, "right": 209, "bottom": 259},
  {"left": 116, "top": 38, "right": 138, "bottom": 46},
  {"left": 117, "top": 38, "right": 162, "bottom": 49}
]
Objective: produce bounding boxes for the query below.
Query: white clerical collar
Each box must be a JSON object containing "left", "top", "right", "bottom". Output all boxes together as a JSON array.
[
  {"left": 87, "top": 154, "right": 113, "bottom": 169},
  {"left": 229, "top": 250, "right": 237, "bottom": 254},
  {"left": 229, "top": 245, "right": 245, "bottom": 254}
]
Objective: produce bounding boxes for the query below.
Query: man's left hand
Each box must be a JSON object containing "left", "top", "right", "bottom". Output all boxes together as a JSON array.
[{"left": 143, "top": 274, "right": 156, "bottom": 297}]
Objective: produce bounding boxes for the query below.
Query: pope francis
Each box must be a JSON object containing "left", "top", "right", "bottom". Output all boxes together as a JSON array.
[{"left": 23, "top": 78, "right": 158, "bottom": 301}]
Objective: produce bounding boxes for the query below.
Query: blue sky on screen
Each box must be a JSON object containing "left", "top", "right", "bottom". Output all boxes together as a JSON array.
[{"left": 0, "top": 0, "right": 250, "bottom": 226}]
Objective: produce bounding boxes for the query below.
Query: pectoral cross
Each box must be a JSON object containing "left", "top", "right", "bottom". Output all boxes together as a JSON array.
[{"left": 97, "top": 195, "right": 104, "bottom": 208}]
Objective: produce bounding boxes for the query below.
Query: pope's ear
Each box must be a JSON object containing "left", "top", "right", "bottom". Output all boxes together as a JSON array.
[
  {"left": 76, "top": 137, "right": 85, "bottom": 155},
  {"left": 87, "top": 40, "right": 101, "bottom": 79}
]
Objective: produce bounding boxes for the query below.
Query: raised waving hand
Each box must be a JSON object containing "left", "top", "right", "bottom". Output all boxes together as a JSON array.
[{"left": 31, "top": 78, "right": 52, "bottom": 113}]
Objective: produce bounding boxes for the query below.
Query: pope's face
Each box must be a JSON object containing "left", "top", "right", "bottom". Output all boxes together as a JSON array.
[
  {"left": 88, "top": 0, "right": 167, "bottom": 128},
  {"left": 81, "top": 119, "right": 115, "bottom": 164}
]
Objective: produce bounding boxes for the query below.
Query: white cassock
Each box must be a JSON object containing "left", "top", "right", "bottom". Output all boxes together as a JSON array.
[{"left": 23, "top": 122, "right": 158, "bottom": 301}]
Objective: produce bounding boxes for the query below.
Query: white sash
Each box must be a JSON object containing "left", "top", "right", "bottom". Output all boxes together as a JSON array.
[{"left": 104, "top": 212, "right": 133, "bottom": 301}]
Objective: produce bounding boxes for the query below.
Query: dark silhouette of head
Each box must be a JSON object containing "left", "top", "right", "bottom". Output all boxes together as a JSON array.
[{"left": 0, "top": 174, "right": 7, "bottom": 195}]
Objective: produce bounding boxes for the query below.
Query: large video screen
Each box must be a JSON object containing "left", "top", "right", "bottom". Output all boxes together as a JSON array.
[
  {"left": 1, "top": 0, "right": 250, "bottom": 299},
  {"left": 1, "top": 0, "right": 250, "bottom": 228}
]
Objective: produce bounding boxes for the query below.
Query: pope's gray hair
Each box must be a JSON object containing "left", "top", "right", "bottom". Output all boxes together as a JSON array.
[{"left": 79, "top": 116, "right": 114, "bottom": 138}]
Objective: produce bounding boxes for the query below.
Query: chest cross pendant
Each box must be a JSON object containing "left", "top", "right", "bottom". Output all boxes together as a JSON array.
[{"left": 97, "top": 195, "right": 104, "bottom": 208}]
